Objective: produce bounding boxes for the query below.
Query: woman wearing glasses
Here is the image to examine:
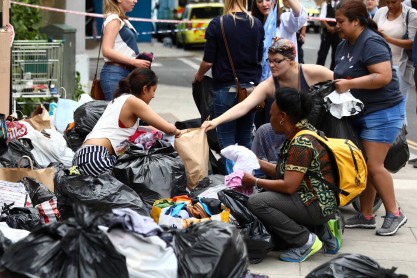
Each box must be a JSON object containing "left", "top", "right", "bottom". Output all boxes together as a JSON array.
[
  {"left": 202, "top": 38, "right": 333, "bottom": 162},
  {"left": 194, "top": 0, "right": 264, "bottom": 173},
  {"left": 252, "top": 0, "right": 307, "bottom": 128}
]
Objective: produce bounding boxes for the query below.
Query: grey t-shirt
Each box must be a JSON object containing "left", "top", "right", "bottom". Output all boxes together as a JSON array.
[{"left": 334, "top": 28, "right": 403, "bottom": 114}]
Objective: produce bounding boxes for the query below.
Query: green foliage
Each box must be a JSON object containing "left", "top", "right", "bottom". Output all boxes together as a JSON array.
[
  {"left": 73, "top": 72, "right": 86, "bottom": 101},
  {"left": 11, "top": 0, "right": 47, "bottom": 40}
]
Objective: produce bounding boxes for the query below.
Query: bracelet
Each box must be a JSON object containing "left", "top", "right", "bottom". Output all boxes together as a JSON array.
[{"left": 255, "top": 178, "right": 259, "bottom": 187}]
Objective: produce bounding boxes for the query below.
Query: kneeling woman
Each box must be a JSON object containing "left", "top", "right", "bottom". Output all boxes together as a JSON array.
[
  {"left": 73, "top": 68, "right": 181, "bottom": 176},
  {"left": 244, "top": 87, "right": 339, "bottom": 262}
]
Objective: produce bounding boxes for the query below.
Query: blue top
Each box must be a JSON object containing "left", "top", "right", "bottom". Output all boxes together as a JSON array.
[
  {"left": 334, "top": 28, "right": 403, "bottom": 114},
  {"left": 203, "top": 13, "right": 264, "bottom": 90}
]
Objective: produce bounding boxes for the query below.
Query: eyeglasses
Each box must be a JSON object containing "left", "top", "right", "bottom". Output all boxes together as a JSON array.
[{"left": 266, "top": 58, "right": 287, "bottom": 65}]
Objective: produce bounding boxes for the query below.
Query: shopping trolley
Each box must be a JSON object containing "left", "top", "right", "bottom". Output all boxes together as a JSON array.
[{"left": 11, "top": 40, "right": 64, "bottom": 112}]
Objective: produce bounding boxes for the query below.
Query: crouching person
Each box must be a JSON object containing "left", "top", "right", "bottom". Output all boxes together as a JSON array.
[
  {"left": 73, "top": 68, "right": 181, "bottom": 176},
  {"left": 243, "top": 87, "right": 341, "bottom": 262}
]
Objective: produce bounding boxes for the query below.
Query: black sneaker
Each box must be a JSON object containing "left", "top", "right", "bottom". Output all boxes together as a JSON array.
[
  {"left": 345, "top": 213, "right": 376, "bottom": 229},
  {"left": 376, "top": 211, "right": 407, "bottom": 236}
]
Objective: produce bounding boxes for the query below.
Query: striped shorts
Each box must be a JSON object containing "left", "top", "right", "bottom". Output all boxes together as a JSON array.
[{"left": 72, "top": 145, "right": 116, "bottom": 177}]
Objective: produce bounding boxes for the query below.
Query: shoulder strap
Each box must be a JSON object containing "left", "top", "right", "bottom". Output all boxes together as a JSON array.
[
  {"left": 273, "top": 77, "right": 280, "bottom": 90},
  {"left": 291, "top": 130, "right": 344, "bottom": 199},
  {"left": 405, "top": 9, "right": 410, "bottom": 34},
  {"left": 220, "top": 16, "right": 240, "bottom": 91},
  {"left": 94, "top": 26, "right": 104, "bottom": 80}
]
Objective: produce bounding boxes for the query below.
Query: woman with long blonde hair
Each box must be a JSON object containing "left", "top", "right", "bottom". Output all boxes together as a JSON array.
[
  {"left": 195, "top": 0, "right": 264, "bottom": 173},
  {"left": 100, "top": 0, "right": 151, "bottom": 100}
]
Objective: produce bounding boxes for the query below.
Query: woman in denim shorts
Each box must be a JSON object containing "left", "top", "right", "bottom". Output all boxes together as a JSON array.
[{"left": 333, "top": 0, "right": 407, "bottom": 236}]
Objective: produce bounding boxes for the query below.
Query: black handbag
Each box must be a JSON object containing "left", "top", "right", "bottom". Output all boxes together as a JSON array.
[{"left": 384, "top": 125, "right": 410, "bottom": 173}]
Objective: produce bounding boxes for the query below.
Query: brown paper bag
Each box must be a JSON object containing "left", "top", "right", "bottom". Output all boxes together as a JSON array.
[
  {"left": 0, "top": 156, "right": 54, "bottom": 192},
  {"left": 174, "top": 128, "right": 209, "bottom": 189},
  {"left": 24, "top": 104, "right": 52, "bottom": 131}
]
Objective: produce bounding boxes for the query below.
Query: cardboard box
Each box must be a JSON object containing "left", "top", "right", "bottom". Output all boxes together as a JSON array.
[{"left": 0, "top": 30, "right": 11, "bottom": 115}]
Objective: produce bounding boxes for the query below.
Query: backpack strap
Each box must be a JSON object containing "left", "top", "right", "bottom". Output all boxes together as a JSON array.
[{"left": 290, "top": 130, "right": 344, "bottom": 204}]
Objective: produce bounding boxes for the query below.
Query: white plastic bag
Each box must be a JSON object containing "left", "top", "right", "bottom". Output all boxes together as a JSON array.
[
  {"left": 221, "top": 145, "right": 260, "bottom": 173},
  {"left": 99, "top": 226, "right": 178, "bottom": 278},
  {"left": 22, "top": 129, "right": 75, "bottom": 167}
]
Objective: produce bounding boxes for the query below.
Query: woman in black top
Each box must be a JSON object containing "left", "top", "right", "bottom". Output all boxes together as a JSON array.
[{"left": 194, "top": 0, "right": 264, "bottom": 173}]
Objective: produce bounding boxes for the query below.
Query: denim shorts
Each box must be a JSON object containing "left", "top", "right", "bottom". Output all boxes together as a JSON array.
[
  {"left": 352, "top": 98, "right": 405, "bottom": 144},
  {"left": 100, "top": 64, "right": 131, "bottom": 100}
]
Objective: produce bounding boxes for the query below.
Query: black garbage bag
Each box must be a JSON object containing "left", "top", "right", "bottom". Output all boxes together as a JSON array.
[
  {"left": 63, "top": 126, "right": 85, "bottom": 152},
  {"left": 0, "top": 139, "right": 40, "bottom": 168},
  {"left": 384, "top": 125, "right": 409, "bottom": 173},
  {"left": 0, "top": 205, "right": 42, "bottom": 231},
  {"left": 306, "top": 253, "right": 408, "bottom": 278},
  {"left": 54, "top": 164, "right": 149, "bottom": 220},
  {"left": 217, "top": 190, "right": 274, "bottom": 264},
  {"left": 20, "top": 177, "right": 54, "bottom": 206},
  {"left": 0, "top": 230, "right": 12, "bottom": 257},
  {"left": 0, "top": 203, "right": 129, "bottom": 278},
  {"left": 73, "top": 100, "right": 109, "bottom": 135},
  {"left": 113, "top": 140, "right": 187, "bottom": 207},
  {"left": 173, "top": 220, "right": 249, "bottom": 278},
  {"left": 191, "top": 77, "right": 221, "bottom": 153},
  {"left": 308, "top": 80, "right": 336, "bottom": 127},
  {"left": 315, "top": 113, "right": 362, "bottom": 150}
]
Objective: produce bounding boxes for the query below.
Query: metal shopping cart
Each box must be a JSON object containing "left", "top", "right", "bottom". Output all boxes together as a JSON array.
[{"left": 11, "top": 40, "right": 64, "bottom": 113}]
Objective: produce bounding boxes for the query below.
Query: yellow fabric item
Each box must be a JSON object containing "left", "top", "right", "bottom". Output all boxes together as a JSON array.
[
  {"left": 293, "top": 130, "right": 367, "bottom": 207},
  {"left": 150, "top": 198, "right": 173, "bottom": 223}
]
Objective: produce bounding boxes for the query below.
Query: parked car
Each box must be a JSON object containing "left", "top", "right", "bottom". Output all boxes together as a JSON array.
[
  {"left": 300, "top": 0, "right": 320, "bottom": 33},
  {"left": 176, "top": 3, "right": 224, "bottom": 49}
]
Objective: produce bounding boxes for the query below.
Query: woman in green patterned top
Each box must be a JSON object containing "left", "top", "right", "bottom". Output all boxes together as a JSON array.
[{"left": 244, "top": 87, "right": 339, "bottom": 263}]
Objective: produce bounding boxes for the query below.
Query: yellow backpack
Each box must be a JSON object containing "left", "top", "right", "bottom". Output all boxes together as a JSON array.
[{"left": 293, "top": 130, "right": 367, "bottom": 207}]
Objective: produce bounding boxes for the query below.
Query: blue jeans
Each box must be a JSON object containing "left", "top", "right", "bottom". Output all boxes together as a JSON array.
[
  {"left": 100, "top": 64, "right": 131, "bottom": 100},
  {"left": 213, "top": 85, "right": 256, "bottom": 172}
]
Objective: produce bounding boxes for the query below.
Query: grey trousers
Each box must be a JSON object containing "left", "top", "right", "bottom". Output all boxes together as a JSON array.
[{"left": 248, "top": 191, "right": 332, "bottom": 248}]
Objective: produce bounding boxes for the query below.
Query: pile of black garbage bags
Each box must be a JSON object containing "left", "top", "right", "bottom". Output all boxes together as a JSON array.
[{"left": 0, "top": 101, "right": 271, "bottom": 278}]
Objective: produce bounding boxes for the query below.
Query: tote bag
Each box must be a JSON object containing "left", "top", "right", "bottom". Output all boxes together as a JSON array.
[{"left": 0, "top": 156, "right": 55, "bottom": 192}]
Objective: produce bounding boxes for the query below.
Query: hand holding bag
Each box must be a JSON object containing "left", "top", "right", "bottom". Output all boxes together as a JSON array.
[
  {"left": 220, "top": 16, "right": 264, "bottom": 111},
  {"left": 90, "top": 30, "right": 105, "bottom": 100},
  {"left": 174, "top": 128, "right": 209, "bottom": 189}
]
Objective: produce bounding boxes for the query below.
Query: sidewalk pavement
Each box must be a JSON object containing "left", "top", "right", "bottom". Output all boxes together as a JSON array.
[{"left": 86, "top": 41, "right": 417, "bottom": 277}]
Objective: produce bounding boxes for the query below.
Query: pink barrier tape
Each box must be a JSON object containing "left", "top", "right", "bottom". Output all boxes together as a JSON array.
[{"left": 10, "top": 1, "right": 336, "bottom": 24}]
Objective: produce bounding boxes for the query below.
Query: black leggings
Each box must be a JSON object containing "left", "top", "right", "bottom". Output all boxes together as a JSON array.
[{"left": 248, "top": 191, "right": 332, "bottom": 248}]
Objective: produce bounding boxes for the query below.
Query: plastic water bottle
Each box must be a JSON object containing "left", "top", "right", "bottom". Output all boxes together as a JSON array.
[{"left": 50, "top": 84, "right": 57, "bottom": 95}]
